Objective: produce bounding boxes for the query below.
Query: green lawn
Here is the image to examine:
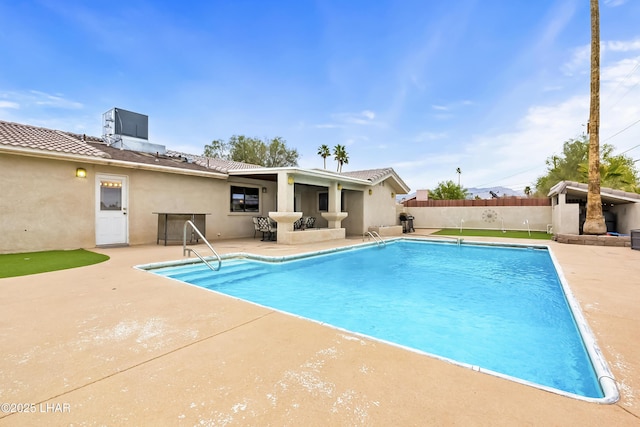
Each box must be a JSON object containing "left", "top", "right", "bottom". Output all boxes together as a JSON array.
[
  {"left": 0, "top": 249, "right": 110, "bottom": 278},
  {"left": 432, "top": 228, "right": 553, "bottom": 240}
]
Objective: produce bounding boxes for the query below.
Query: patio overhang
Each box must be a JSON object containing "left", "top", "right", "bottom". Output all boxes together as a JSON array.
[
  {"left": 548, "top": 180, "right": 640, "bottom": 205},
  {"left": 229, "top": 167, "right": 369, "bottom": 244},
  {"left": 228, "top": 167, "right": 374, "bottom": 188}
]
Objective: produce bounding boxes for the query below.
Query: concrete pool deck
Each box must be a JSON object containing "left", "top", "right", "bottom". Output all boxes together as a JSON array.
[{"left": 1, "top": 232, "right": 639, "bottom": 426}]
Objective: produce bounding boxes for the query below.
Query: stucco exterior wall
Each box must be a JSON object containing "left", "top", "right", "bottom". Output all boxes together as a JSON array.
[
  {"left": 1, "top": 154, "right": 95, "bottom": 253},
  {"left": 361, "top": 183, "right": 398, "bottom": 234},
  {"left": 341, "top": 190, "right": 363, "bottom": 236},
  {"left": 612, "top": 203, "right": 640, "bottom": 234},
  {"left": 0, "top": 154, "right": 278, "bottom": 253},
  {"left": 398, "top": 205, "right": 552, "bottom": 232},
  {"left": 551, "top": 194, "right": 580, "bottom": 235}
]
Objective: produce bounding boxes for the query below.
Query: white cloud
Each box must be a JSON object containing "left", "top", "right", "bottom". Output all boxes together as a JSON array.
[
  {"left": 413, "top": 132, "right": 448, "bottom": 143},
  {"left": 396, "top": 48, "right": 640, "bottom": 192},
  {"left": 561, "top": 39, "right": 640, "bottom": 77},
  {"left": 0, "top": 90, "right": 83, "bottom": 111},
  {"left": 605, "top": 38, "right": 640, "bottom": 52},
  {"left": 314, "top": 123, "right": 344, "bottom": 129},
  {"left": 604, "top": 0, "right": 628, "bottom": 7},
  {"left": 0, "top": 101, "right": 19, "bottom": 109},
  {"left": 361, "top": 110, "right": 375, "bottom": 120},
  {"left": 561, "top": 44, "right": 590, "bottom": 76},
  {"left": 29, "top": 90, "right": 83, "bottom": 109},
  {"left": 326, "top": 110, "right": 381, "bottom": 126}
]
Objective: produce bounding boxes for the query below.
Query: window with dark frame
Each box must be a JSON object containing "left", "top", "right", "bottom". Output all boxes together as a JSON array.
[
  {"left": 318, "top": 191, "right": 346, "bottom": 212},
  {"left": 230, "top": 186, "right": 260, "bottom": 212}
]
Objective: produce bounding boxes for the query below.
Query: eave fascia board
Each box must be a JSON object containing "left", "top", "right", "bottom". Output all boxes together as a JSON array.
[
  {"left": 0, "top": 146, "right": 229, "bottom": 179},
  {"left": 228, "top": 166, "right": 372, "bottom": 185}
]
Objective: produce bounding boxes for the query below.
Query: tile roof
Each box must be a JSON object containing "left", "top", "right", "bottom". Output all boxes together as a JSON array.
[
  {"left": 549, "top": 180, "right": 640, "bottom": 202},
  {"left": 0, "top": 120, "right": 109, "bottom": 158},
  {"left": 82, "top": 144, "right": 218, "bottom": 173},
  {"left": 166, "top": 150, "right": 264, "bottom": 173},
  {"left": 0, "top": 120, "right": 408, "bottom": 189},
  {"left": 0, "top": 120, "right": 225, "bottom": 175},
  {"left": 339, "top": 168, "right": 395, "bottom": 182}
]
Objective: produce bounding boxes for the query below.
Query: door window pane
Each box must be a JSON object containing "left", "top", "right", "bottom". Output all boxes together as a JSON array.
[{"left": 100, "top": 181, "right": 122, "bottom": 211}]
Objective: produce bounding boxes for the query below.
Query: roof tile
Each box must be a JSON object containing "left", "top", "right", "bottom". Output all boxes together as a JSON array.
[{"left": 0, "top": 120, "right": 109, "bottom": 158}]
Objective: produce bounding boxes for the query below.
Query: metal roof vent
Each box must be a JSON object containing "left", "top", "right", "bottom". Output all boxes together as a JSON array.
[{"left": 102, "top": 108, "right": 166, "bottom": 155}]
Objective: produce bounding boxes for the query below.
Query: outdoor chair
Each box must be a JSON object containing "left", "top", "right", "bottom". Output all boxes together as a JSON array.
[
  {"left": 305, "top": 216, "right": 316, "bottom": 229},
  {"left": 256, "top": 216, "right": 277, "bottom": 241},
  {"left": 252, "top": 217, "right": 261, "bottom": 239}
]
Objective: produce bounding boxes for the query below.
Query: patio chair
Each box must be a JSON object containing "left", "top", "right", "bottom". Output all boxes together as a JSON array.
[
  {"left": 293, "top": 217, "right": 304, "bottom": 230},
  {"left": 256, "top": 216, "right": 276, "bottom": 241},
  {"left": 252, "top": 217, "right": 261, "bottom": 239},
  {"left": 305, "top": 216, "right": 316, "bottom": 229}
]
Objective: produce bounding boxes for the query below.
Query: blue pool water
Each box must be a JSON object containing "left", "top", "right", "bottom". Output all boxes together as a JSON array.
[{"left": 149, "top": 240, "right": 605, "bottom": 399}]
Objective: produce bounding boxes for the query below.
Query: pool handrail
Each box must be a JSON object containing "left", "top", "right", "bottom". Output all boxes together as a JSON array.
[
  {"left": 183, "top": 220, "right": 221, "bottom": 271},
  {"left": 363, "top": 230, "right": 386, "bottom": 246}
]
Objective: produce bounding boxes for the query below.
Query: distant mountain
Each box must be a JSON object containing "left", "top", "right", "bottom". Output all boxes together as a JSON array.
[
  {"left": 466, "top": 186, "right": 525, "bottom": 199},
  {"left": 398, "top": 186, "right": 525, "bottom": 202}
]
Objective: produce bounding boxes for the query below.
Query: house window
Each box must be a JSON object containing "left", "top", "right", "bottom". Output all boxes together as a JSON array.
[
  {"left": 230, "top": 186, "right": 259, "bottom": 212},
  {"left": 318, "top": 191, "right": 346, "bottom": 212},
  {"left": 318, "top": 193, "right": 328, "bottom": 212}
]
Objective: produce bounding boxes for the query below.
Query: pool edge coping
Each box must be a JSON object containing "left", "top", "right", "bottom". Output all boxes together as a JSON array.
[{"left": 134, "top": 236, "right": 620, "bottom": 404}]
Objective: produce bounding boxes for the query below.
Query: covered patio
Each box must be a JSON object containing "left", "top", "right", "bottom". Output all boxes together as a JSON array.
[{"left": 229, "top": 167, "right": 409, "bottom": 244}]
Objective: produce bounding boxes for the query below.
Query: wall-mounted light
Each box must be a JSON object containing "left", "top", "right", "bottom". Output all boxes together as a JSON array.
[
  {"left": 262, "top": 187, "right": 267, "bottom": 193},
  {"left": 337, "top": 183, "right": 342, "bottom": 190},
  {"left": 391, "top": 192, "right": 395, "bottom": 198},
  {"left": 368, "top": 189, "right": 373, "bottom": 195},
  {"left": 287, "top": 176, "right": 294, "bottom": 185},
  {"left": 76, "top": 168, "right": 87, "bottom": 178}
]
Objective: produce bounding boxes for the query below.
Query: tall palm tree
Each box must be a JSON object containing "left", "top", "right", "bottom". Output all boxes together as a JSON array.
[
  {"left": 456, "top": 167, "right": 462, "bottom": 187},
  {"left": 317, "top": 144, "right": 330, "bottom": 169},
  {"left": 583, "top": 0, "right": 606, "bottom": 235},
  {"left": 333, "top": 144, "right": 349, "bottom": 173}
]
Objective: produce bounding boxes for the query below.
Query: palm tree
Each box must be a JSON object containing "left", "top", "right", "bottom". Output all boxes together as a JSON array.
[
  {"left": 583, "top": 0, "right": 606, "bottom": 235},
  {"left": 333, "top": 144, "right": 349, "bottom": 173},
  {"left": 456, "top": 167, "right": 462, "bottom": 187},
  {"left": 317, "top": 144, "right": 330, "bottom": 169},
  {"left": 524, "top": 186, "right": 532, "bottom": 198}
]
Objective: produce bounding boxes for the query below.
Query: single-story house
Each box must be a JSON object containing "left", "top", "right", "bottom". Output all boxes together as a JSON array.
[
  {"left": 548, "top": 180, "right": 640, "bottom": 235},
  {"left": 0, "top": 117, "right": 410, "bottom": 254}
]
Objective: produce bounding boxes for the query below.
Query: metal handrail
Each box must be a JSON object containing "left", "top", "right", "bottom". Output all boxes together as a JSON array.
[
  {"left": 183, "top": 220, "right": 221, "bottom": 271},
  {"left": 363, "top": 230, "right": 386, "bottom": 246}
]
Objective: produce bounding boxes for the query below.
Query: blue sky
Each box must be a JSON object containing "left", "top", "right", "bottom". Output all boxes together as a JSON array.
[{"left": 1, "top": 0, "right": 639, "bottom": 193}]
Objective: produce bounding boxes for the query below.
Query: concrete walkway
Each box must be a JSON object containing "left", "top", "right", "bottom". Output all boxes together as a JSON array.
[{"left": 1, "top": 233, "right": 639, "bottom": 426}]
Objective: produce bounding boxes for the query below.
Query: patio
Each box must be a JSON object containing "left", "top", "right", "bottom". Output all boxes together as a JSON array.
[{"left": 1, "top": 233, "right": 639, "bottom": 425}]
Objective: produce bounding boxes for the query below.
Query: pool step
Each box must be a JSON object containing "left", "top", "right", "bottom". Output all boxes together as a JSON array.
[
  {"left": 156, "top": 260, "right": 254, "bottom": 278},
  {"left": 160, "top": 262, "right": 269, "bottom": 284},
  {"left": 193, "top": 269, "right": 271, "bottom": 288}
]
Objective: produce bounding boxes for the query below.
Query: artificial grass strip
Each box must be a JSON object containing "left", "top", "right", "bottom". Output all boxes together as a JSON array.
[
  {"left": 0, "top": 249, "right": 110, "bottom": 278},
  {"left": 432, "top": 228, "right": 553, "bottom": 240}
]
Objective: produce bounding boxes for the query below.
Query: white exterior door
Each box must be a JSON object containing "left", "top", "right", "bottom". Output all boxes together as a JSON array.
[{"left": 95, "top": 174, "right": 128, "bottom": 246}]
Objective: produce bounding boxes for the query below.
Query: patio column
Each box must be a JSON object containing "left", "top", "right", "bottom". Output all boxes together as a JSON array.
[
  {"left": 269, "top": 172, "right": 301, "bottom": 240},
  {"left": 321, "top": 181, "right": 348, "bottom": 229}
]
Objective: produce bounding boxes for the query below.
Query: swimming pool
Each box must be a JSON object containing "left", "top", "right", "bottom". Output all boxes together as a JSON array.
[{"left": 141, "top": 238, "right": 617, "bottom": 402}]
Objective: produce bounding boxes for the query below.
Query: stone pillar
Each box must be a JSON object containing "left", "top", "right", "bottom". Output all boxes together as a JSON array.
[
  {"left": 270, "top": 172, "right": 302, "bottom": 242},
  {"left": 276, "top": 171, "right": 295, "bottom": 213},
  {"left": 321, "top": 181, "right": 348, "bottom": 228}
]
